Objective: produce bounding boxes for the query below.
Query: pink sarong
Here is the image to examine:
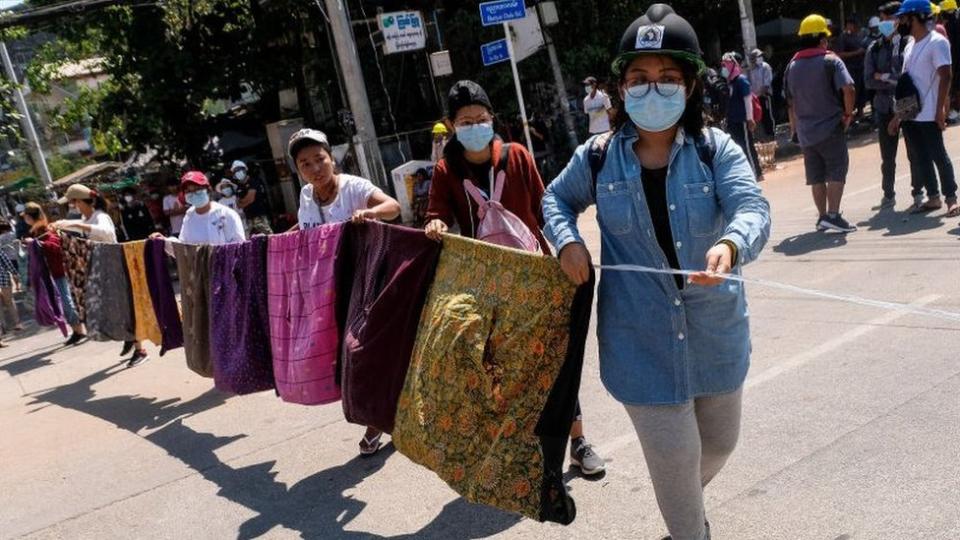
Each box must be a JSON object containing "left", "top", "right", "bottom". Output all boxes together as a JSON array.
[{"left": 267, "top": 224, "right": 344, "bottom": 405}]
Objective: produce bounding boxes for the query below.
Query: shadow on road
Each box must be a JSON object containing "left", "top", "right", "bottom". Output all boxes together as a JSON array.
[
  {"left": 857, "top": 208, "right": 946, "bottom": 236},
  {"left": 773, "top": 231, "right": 848, "bottom": 256},
  {"left": 25, "top": 366, "right": 522, "bottom": 539}
]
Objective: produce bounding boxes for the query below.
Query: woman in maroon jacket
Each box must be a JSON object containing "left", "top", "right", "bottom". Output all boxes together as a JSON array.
[{"left": 424, "top": 80, "right": 607, "bottom": 477}]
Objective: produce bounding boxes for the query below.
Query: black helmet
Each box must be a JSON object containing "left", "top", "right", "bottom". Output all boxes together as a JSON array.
[{"left": 612, "top": 4, "right": 706, "bottom": 77}]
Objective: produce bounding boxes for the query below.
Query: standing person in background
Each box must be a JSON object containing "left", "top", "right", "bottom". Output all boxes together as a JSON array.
[
  {"left": 582, "top": 76, "right": 613, "bottom": 136},
  {"left": 163, "top": 184, "right": 186, "bottom": 238},
  {"left": 425, "top": 79, "right": 608, "bottom": 477},
  {"left": 0, "top": 221, "right": 22, "bottom": 292},
  {"left": 941, "top": 0, "right": 960, "bottom": 118},
  {"left": 14, "top": 204, "right": 29, "bottom": 240},
  {"left": 215, "top": 179, "right": 241, "bottom": 213},
  {"left": 21, "top": 203, "right": 87, "bottom": 346},
  {"left": 836, "top": 17, "right": 869, "bottom": 120},
  {"left": 430, "top": 122, "right": 449, "bottom": 163},
  {"left": 145, "top": 189, "right": 167, "bottom": 234},
  {"left": 866, "top": 3, "right": 907, "bottom": 209},
  {"left": 0, "top": 247, "right": 22, "bottom": 337},
  {"left": 722, "top": 52, "right": 764, "bottom": 182},
  {"left": 748, "top": 49, "right": 775, "bottom": 139},
  {"left": 892, "top": 0, "right": 959, "bottom": 216},
  {"left": 785, "top": 14, "right": 858, "bottom": 232},
  {"left": 232, "top": 160, "right": 273, "bottom": 235},
  {"left": 176, "top": 172, "right": 247, "bottom": 245},
  {"left": 119, "top": 188, "right": 155, "bottom": 241}
]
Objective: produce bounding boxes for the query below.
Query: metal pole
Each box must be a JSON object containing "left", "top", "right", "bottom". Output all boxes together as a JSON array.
[
  {"left": 0, "top": 41, "right": 52, "bottom": 188},
  {"left": 737, "top": 0, "right": 758, "bottom": 56},
  {"left": 542, "top": 25, "right": 578, "bottom": 151},
  {"left": 503, "top": 22, "right": 534, "bottom": 155},
  {"left": 324, "top": 0, "right": 386, "bottom": 186}
]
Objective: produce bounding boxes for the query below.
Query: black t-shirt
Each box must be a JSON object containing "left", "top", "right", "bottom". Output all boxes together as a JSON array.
[
  {"left": 641, "top": 166, "right": 683, "bottom": 288},
  {"left": 237, "top": 176, "right": 270, "bottom": 218},
  {"left": 466, "top": 162, "right": 492, "bottom": 195},
  {"left": 122, "top": 203, "right": 155, "bottom": 241}
]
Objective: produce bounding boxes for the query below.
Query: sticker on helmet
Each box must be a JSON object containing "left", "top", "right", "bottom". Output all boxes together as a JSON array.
[{"left": 636, "top": 24, "right": 665, "bottom": 49}]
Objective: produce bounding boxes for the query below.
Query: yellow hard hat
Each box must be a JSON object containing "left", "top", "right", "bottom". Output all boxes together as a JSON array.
[
  {"left": 798, "top": 14, "right": 832, "bottom": 37},
  {"left": 943, "top": 0, "right": 958, "bottom": 12},
  {"left": 932, "top": 2, "right": 942, "bottom": 15},
  {"left": 432, "top": 122, "right": 448, "bottom": 135}
]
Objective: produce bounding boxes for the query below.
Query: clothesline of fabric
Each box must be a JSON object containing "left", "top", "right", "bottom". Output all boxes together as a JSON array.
[{"left": 595, "top": 264, "right": 960, "bottom": 324}]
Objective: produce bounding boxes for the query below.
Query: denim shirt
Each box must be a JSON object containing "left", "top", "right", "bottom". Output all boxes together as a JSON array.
[{"left": 542, "top": 125, "right": 771, "bottom": 405}]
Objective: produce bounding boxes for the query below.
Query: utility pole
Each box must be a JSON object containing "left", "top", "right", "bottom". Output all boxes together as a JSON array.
[
  {"left": 323, "top": 0, "right": 387, "bottom": 187},
  {"left": 540, "top": 22, "right": 577, "bottom": 152},
  {"left": 737, "top": 0, "right": 758, "bottom": 56},
  {"left": 503, "top": 22, "right": 534, "bottom": 155},
  {"left": 0, "top": 41, "right": 52, "bottom": 187}
]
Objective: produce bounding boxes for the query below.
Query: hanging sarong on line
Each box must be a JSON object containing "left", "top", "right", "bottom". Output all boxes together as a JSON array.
[
  {"left": 122, "top": 241, "right": 162, "bottom": 346},
  {"left": 85, "top": 243, "right": 135, "bottom": 342},
  {"left": 144, "top": 238, "right": 183, "bottom": 356},
  {"left": 173, "top": 243, "right": 213, "bottom": 377},
  {"left": 335, "top": 221, "right": 441, "bottom": 434},
  {"left": 392, "top": 234, "right": 592, "bottom": 525},
  {"left": 60, "top": 233, "right": 91, "bottom": 323},
  {"left": 267, "top": 224, "right": 344, "bottom": 405},
  {"left": 28, "top": 241, "right": 68, "bottom": 336}
]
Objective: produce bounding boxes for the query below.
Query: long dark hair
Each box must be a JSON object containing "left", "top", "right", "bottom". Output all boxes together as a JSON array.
[{"left": 612, "top": 55, "right": 706, "bottom": 136}]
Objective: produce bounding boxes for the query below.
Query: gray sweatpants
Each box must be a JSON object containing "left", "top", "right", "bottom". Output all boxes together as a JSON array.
[{"left": 625, "top": 388, "right": 743, "bottom": 540}]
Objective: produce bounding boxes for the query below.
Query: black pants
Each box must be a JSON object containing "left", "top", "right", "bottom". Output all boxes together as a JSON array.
[
  {"left": 902, "top": 121, "right": 958, "bottom": 200},
  {"left": 877, "top": 112, "right": 900, "bottom": 199},
  {"left": 759, "top": 95, "right": 775, "bottom": 140},
  {"left": 728, "top": 121, "right": 761, "bottom": 178}
]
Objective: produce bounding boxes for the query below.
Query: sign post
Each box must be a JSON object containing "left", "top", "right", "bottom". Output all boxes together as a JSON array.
[{"left": 478, "top": 0, "right": 534, "bottom": 155}]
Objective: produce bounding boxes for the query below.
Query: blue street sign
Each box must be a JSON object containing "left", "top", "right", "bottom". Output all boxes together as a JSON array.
[
  {"left": 481, "top": 39, "right": 510, "bottom": 66},
  {"left": 479, "top": 0, "right": 526, "bottom": 26}
]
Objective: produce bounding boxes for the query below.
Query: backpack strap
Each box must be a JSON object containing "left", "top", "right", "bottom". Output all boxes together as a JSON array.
[
  {"left": 588, "top": 131, "right": 614, "bottom": 197},
  {"left": 462, "top": 179, "right": 489, "bottom": 209}
]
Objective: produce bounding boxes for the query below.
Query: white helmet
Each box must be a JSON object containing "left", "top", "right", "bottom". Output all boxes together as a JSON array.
[
  {"left": 230, "top": 160, "right": 247, "bottom": 172},
  {"left": 868, "top": 16, "right": 881, "bottom": 28}
]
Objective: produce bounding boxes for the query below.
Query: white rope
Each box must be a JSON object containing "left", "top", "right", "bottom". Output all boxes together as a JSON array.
[{"left": 595, "top": 264, "right": 960, "bottom": 324}]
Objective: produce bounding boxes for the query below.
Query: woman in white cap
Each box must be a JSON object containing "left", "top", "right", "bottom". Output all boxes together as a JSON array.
[{"left": 287, "top": 129, "right": 401, "bottom": 231}]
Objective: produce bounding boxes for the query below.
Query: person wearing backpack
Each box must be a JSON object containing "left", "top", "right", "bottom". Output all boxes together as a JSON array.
[
  {"left": 890, "top": 0, "right": 959, "bottom": 216},
  {"left": 865, "top": 2, "right": 908, "bottom": 209},
  {"left": 721, "top": 52, "right": 764, "bottom": 182},
  {"left": 542, "top": 5, "right": 770, "bottom": 539},
  {"left": 785, "top": 14, "right": 858, "bottom": 233},
  {"left": 424, "top": 79, "right": 608, "bottom": 477}
]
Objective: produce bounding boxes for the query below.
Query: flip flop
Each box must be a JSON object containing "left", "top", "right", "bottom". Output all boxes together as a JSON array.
[
  {"left": 946, "top": 204, "right": 960, "bottom": 218},
  {"left": 359, "top": 432, "right": 383, "bottom": 456},
  {"left": 910, "top": 201, "right": 943, "bottom": 214}
]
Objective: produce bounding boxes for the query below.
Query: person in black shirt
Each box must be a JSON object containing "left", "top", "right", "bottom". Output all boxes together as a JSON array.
[
  {"left": 119, "top": 189, "right": 155, "bottom": 241},
  {"left": 232, "top": 160, "right": 273, "bottom": 235}
]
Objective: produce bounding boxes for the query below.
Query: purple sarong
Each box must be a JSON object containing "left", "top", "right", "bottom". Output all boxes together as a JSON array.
[
  {"left": 28, "top": 242, "right": 68, "bottom": 336},
  {"left": 144, "top": 238, "right": 183, "bottom": 356},
  {"left": 209, "top": 237, "right": 274, "bottom": 395}
]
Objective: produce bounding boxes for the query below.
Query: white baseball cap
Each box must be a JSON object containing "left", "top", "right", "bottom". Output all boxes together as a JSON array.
[
  {"left": 868, "top": 16, "right": 881, "bottom": 28},
  {"left": 230, "top": 160, "right": 247, "bottom": 172},
  {"left": 287, "top": 129, "right": 330, "bottom": 161}
]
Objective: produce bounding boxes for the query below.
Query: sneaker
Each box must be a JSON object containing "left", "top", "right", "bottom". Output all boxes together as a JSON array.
[
  {"left": 880, "top": 197, "right": 896, "bottom": 209},
  {"left": 120, "top": 340, "right": 135, "bottom": 357},
  {"left": 64, "top": 333, "right": 87, "bottom": 346},
  {"left": 816, "top": 215, "right": 828, "bottom": 231},
  {"left": 819, "top": 213, "right": 857, "bottom": 232},
  {"left": 570, "top": 437, "right": 606, "bottom": 476},
  {"left": 126, "top": 350, "right": 150, "bottom": 368}
]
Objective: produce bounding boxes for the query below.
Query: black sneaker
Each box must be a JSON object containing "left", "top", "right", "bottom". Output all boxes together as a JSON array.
[
  {"left": 819, "top": 213, "right": 857, "bottom": 232},
  {"left": 126, "top": 350, "right": 150, "bottom": 368},
  {"left": 816, "top": 215, "right": 828, "bottom": 231},
  {"left": 64, "top": 333, "right": 87, "bottom": 346},
  {"left": 120, "top": 340, "right": 135, "bottom": 357}
]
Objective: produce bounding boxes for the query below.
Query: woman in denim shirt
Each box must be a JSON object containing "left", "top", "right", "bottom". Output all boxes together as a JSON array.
[{"left": 542, "top": 5, "right": 770, "bottom": 540}]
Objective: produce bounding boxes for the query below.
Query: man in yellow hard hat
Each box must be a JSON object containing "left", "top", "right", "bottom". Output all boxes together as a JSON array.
[
  {"left": 430, "top": 121, "right": 449, "bottom": 163},
  {"left": 784, "top": 14, "right": 858, "bottom": 232}
]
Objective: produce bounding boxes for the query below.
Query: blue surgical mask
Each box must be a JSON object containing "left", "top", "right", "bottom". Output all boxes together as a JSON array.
[
  {"left": 879, "top": 20, "right": 896, "bottom": 38},
  {"left": 720, "top": 67, "right": 730, "bottom": 79},
  {"left": 624, "top": 84, "right": 688, "bottom": 133},
  {"left": 456, "top": 122, "right": 495, "bottom": 152},
  {"left": 222, "top": 188, "right": 234, "bottom": 197},
  {"left": 234, "top": 170, "right": 247, "bottom": 182},
  {"left": 185, "top": 190, "right": 210, "bottom": 208}
]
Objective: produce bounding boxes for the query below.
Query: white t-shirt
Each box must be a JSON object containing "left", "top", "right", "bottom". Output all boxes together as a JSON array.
[
  {"left": 163, "top": 194, "right": 185, "bottom": 235},
  {"left": 58, "top": 210, "right": 118, "bottom": 243},
  {"left": 903, "top": 32, "right": 952, "bottom": 122},
  {"left": 298, "top": 174, "right": 381, "bottom": 230},
  {"left": 219, "top": 195, "right": 240, "bottom": 213},
  {"left": 583, "top": 90, "right": 613, "bottom": 134},
  {"left": 179, "top": 202, "right": 246, "bottom": 246}
]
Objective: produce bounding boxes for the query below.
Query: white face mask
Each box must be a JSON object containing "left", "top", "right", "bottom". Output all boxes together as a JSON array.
[
  {"left": 234, "top": 170, "right": 247, "bottom": 182},
  {"left": 124, "top": 195, "right": 134, "bottom": 204},
  {"left": 584, "top": 85, "right": 594, "bottom": 95}
]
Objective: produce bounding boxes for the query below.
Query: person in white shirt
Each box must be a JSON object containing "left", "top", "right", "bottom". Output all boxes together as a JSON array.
[
  {"left": 287, "top": 129, "right": 401, "bottom": 231},
  {"left": 892, "top": 0, "right": 958, "bottom": 216},
  {"left": 582, "top": 76, "right": 613, "bottom": 135},
  {"left": 176, "top": 172, "right": 246, "bottom": 245},
  {"left": 748, "top": 49, "right": 776, "bottom": 138},
  {"left": 49, "top": 183, "right": 118, "bottom": 243},
  {"left": 215, "top": 179, "right": 241, "bottom": 212},
  {"left": 162, "top": 185, "right": 186, "bottom": 237}
]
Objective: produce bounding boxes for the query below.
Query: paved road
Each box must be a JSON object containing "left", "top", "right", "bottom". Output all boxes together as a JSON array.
[{"left": 2, "top": 128, "right": 959, "bottom": 539}]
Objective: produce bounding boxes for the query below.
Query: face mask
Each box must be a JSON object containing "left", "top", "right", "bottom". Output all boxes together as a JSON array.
[
  {"left": 124, "top": 195, "right": 134, "bottom": 204},
  {"left": 720, "top": 67, "right": 730, "bottom": 78},
  {"left": 185, "top": 190, "right": 210, "bottom": 208},
  {"left": 234, "top": 170, "right": 247, "bottom": 182},
  {"left": 879, "top": 20, "right": 896, "bottom": 38},
  {"left": 456, "top": 122, "right": 495, "bottom": 152},
  {"left": 898, "top": 21, "right": 912, "bottom": 36},
  {"left": 68, "top": 203, "right": 77, "bottom": 211},
  {"left": 624, "top": 84, "right": 687, "bottom": 133},
  {"left": 584, "top": 85, "right": 594, "bottom": 94},
  {"left": 222, "top": 188, "right": 234, "bottom": 197}
]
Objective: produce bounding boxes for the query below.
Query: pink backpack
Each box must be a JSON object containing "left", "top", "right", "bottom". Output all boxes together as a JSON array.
[{"left": 463, "top": 169, "right": 541, "bottom": 253}]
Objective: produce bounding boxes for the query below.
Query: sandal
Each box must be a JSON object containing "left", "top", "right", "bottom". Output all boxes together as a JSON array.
[
  {"left": 359, "top": 431, "right": 383, "bottom": 456},
  {"left": 910, "top": 200, "right": 943, "bottom": 214},
  {"left": 946, "top": 201, "right": 960, "bottom": 218}
]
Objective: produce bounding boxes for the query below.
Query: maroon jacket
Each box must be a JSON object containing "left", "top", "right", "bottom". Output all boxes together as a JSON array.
[{"left": 426, "top": 138, "right": 548, "bottom": 252}]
